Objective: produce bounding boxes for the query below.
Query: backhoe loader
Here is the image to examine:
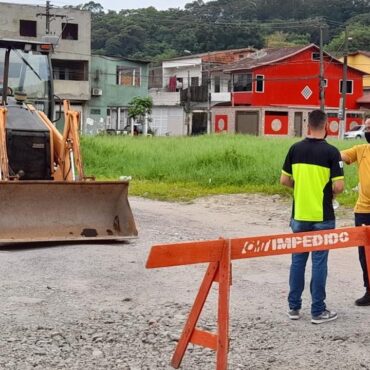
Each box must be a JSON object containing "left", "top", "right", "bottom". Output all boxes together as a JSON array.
[{"left": 0, "top": 38, "right": 137, "bottom": 243}]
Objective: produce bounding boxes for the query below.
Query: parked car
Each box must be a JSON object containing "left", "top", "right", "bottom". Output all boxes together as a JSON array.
[
  {"left": 122, "top": 123, "right": 154, "bottom": 136},
  {"left": 344, "top": 124, "right": 365, "bottom": 139}
]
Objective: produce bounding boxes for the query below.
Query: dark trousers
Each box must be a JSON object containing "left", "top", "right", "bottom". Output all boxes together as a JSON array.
[{"left": 355, "top": 213, "right": 370, "bottom": 289}]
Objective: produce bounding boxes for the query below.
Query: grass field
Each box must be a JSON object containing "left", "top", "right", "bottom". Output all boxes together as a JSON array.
[{"left": 81, "top": 134, "right": 360, "bottom": 205}]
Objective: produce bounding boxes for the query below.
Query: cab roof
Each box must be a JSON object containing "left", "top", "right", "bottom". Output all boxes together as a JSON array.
[{"left": 0, "top": 38, "right": 53, "bottom": 53}]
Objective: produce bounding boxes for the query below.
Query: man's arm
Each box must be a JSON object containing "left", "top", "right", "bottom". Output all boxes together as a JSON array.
[
  {"left": 332, "top": 179, "right": 344, "bottom": 194},
  {"left": 280, "top": 173, "right": 294, "bottom": 188},
  {"left": 341, "top": 152, "right": 351, "bottom": 165}
]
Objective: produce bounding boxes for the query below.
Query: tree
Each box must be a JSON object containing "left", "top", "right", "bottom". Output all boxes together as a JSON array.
[
  {"left": 80, "top": 1, "right": 104, "bottom": 13},
  {"left": 265, "top": 31, "right": 309, "bottom": 47},
  {"left": 128, "top": 97, "right": 153, "bottom": 135},
  {"left": 88, "top": 0, "right": 370, "bottom": 60},
  {"left": 326, "top": 24, "right": 370, "bottom": 53},
  {"left": 128, "top": 96, "right": 153, "bottom": 120}
]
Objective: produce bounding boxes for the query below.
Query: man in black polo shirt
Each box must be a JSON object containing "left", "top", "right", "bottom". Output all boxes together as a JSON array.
[{"left": 280, "top": 109, "right": 344, "bottom": 324}]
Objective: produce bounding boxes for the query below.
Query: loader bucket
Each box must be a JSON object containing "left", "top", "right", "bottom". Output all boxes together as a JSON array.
[{"left": 0, "top": 181, "right": 138, "bottom": 243}]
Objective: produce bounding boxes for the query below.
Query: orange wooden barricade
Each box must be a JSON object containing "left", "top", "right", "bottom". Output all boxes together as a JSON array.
[{"left": 146, "top": 226, "right": 370, "bottom": 370}]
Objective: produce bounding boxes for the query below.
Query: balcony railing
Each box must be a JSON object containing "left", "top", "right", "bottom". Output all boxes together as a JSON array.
[{"left": 180, "top": 85, "right": 208, "bottom": 103}]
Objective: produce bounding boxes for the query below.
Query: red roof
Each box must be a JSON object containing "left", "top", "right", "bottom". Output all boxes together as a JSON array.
[
  {"left": 223, "top": 44, "right": 366, "bottom": 74},
  {"left": 163, "top": 47, "right": 256, "bottom": 64},
  {"left": 224, "top": 45, "right": 307, "bottom": 72}
]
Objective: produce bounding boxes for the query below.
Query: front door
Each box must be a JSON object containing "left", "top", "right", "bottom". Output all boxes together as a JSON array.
[
  {"left": 294, "top": 112, "right": 303, "bottom": 137},
  {"left": 236, "top": 111, "right": 259, "bottom": 135},
  {"left": 192, "top": 112, "right": 207, "bottom": 135}
]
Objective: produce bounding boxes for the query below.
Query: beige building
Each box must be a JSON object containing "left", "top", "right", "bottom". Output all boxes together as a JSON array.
[
  {"left": 344, "top": 51, "right": 370, "bottom": 109},
  {"left": 346, "top": 51, "right": 370, "bottom": 89},
  {"left": 0, "top": 1, "right": 91, "bottom": 128}
]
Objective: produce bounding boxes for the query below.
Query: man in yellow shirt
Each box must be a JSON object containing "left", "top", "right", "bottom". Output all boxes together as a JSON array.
[{"left": 341, "top": 117, "right": 370, "bottom": 306}]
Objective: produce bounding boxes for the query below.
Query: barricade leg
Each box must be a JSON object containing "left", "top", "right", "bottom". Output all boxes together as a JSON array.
[
  {"left": 170, "top": 240, "right": 232, "bottom": 369},
  {"left": 171, "top": 261, "right": 219, "bottom": 368},
  {"left": 217, "top": 240, "right": 231, "bottom": 370}
]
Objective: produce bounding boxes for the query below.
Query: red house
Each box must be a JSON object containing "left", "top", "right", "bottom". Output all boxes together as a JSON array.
[{"left": 212, "top": 44, "right": 366, "bottom": 137}]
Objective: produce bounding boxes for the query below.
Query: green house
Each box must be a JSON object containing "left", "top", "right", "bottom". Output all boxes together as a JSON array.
[{"left": 86, "top": 54, "right": 150, "bottom": 134}]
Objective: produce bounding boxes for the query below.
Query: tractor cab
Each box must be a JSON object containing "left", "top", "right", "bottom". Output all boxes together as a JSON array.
[{"left": 0, "top": 38, "right": 54, "bottom": 119}]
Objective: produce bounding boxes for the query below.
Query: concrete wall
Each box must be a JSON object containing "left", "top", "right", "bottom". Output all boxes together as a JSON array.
[
  {"left": 0, "top": 2, "right": 91, "bottom": 59},
  {"left": 151, "top": 106, "right": 185, "bottom": 136},
  {"left": 149, "top": 89, "right": 181, "bottom": 106},
  {"left": 0, "top": 1, "right": 91, "bottom": 131},
  {"left": 54, "top": 80, "right": 90, "bottom": 101},
  {"left": 211, "top": 92, "right": 231, "bottom": 103},
  {"left": 212, "top": 105, "right": 364, "bottom": 137}
]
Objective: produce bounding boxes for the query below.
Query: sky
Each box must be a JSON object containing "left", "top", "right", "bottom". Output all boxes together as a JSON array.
[{"left": 2, "top": 0, "right": 195, "bottom": 11}]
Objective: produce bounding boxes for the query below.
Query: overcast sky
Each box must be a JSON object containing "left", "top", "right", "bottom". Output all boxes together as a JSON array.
[{"left": 3, "top": 0, "right": 196, "bottom": 11}]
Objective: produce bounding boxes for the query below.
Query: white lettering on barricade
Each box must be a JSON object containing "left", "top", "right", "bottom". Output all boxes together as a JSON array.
[{"left": 241, "top": 231, "right": 350, "bottom": 254}]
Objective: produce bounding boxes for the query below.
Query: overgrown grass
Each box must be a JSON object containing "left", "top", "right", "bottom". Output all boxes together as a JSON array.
[{"left": 81, "top": 134, "right": 359, "bottom": 204}]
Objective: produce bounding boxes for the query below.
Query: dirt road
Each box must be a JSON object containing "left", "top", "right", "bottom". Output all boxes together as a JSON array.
[{"left": 0, "top": 194, "right": 369, "bottom": 369}]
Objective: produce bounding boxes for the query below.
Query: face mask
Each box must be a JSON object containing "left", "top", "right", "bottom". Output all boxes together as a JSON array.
[{"left": 365, "top": 132, "right": 370, "bottom": 143}]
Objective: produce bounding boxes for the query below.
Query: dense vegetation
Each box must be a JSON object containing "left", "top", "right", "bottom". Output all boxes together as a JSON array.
[
  {"left": 81, "top": 134, "right": 359, "bottom": 204},
  {"left": 74, "top": 0, "right": 370, "bottom": 60}
]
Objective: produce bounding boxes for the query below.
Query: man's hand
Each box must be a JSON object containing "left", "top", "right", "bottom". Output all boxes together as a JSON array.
[
  {"left": 280, "top": 173, "right": 294, "bottom": 188},
  {"left": 333, "top": 179, "right": 344, "bottom": 194},
  {"left": 341, "top": 152, "right": 351, "bottom": 165}
]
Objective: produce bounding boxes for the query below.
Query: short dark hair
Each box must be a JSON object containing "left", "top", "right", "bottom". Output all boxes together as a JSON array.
[{"left": 308, "top": 109, "right": 327, "bottom": 130}]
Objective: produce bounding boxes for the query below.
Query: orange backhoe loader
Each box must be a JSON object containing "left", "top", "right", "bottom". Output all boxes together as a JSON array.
[{"left": 0, "top": 38, "right": 137, "bottom": 243}]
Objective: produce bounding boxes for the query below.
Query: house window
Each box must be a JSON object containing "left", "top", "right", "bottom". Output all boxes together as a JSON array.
[
  {"left": 233, "top": 73, "right": 252, "bottom": 92},
  {"left": 256, "top": 75, "right": 264, "bottom": 92},
  {"left": 90, "top": 109, "right": 101, "bottom": 115},
  {"left": 117, "top": 66, "right": 141, "bottom": 87},
  {"left": 323, "top": 79, "right": 328, "bottom": 87},
  {"left": 20, "top": 20, "right": 37, "bottom": 37},
  {"left": 266, "top": 111, "right": 288, "bottom": 116},
  {"left": 191, "top": 77, "right": 199, "bottom": 86},
  {"left": 347, "top": 113, "right": 362, "bottom": 118},
  {"left": 52, "top": 60, "right": 87, "bottom": 81},
  {"left": 62, "top": 23, "right": 78, "bottom": 40},
  {"left": 214, "top": 75, "right": 220, "bottom": 93},
  {"left": 339, "top": 80, "right": 353, "bottom": 94},
  {"left": 312, "top": 52, "right": 320, "bottom": 61}
]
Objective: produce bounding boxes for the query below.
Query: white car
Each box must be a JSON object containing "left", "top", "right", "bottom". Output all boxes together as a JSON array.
[{"left": 344, "top": 125, "right": 366, "bottom": 139}]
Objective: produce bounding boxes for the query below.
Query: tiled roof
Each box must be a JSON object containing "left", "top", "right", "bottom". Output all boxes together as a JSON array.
[
  {"left": 348, "top": 50, "right": 370, "bottom": 57},
  {"left": 223, "top": 44, "right": 314, "bottom": 72},
  {"left": 163, "top": 47, "right": 256, "bottom": 63}
]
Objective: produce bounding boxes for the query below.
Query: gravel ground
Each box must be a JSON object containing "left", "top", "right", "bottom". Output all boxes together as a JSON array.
[{"left": 0, "top": 194, "right": 369, "bottom": 370}]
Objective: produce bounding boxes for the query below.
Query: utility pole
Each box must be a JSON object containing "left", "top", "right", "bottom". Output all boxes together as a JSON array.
[
  {"left": 186, "top": 70, "right": 191, "bottom": 135},
  {"left": 37, "top": 0, "right": 67, "bottom": 35},
  {"left": 338, "top": 27, "right": 349, "bottom": 140},
  {"left": 206, "top": 52, "right": 211, "bottom": 134},
  {"left": 45, "top": 0, "right": 50, "bottom": 34},
  {"left": 319, "top": 26, "right": 325, "bottom": 111}
]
